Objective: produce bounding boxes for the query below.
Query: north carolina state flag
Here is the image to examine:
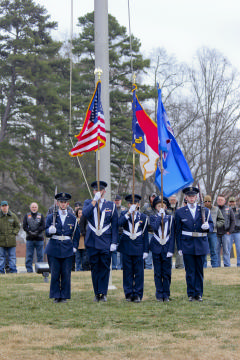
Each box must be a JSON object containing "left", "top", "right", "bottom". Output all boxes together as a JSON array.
[{"left": 132, "top": 85, "right": 159, "bottom": 180}]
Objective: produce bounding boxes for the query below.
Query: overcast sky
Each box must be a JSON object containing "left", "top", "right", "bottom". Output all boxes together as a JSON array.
[{"left": 36, "top": 0, "right": 240, "bottom": 70}]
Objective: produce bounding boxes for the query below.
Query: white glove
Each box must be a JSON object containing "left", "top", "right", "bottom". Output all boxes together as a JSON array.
[
  {"left": 73, "top": 247, "right": 77, "bottom": 253},
  {"left": 129, "top": 204, "right": 137, "bottom": 214},
  {"left": 166, "top": 252, "right": 173, "bottom": 258},
  {"left": 143, "top": 252, "right": 148, "bottom": 260},
  {"left": 201, "top": 222, "right": 209, "bottom": 230},
  {"left": 110, "top": 244, "right": 117, "bottom": 252},
  {"left": 178, "top": 250, "right": 183, "bottom": 256},
  {"left": 158, "top": 208, "right": 165, "bottom": 216},
  {"left": 49, "top": 225, "right": 56, "bottom": 235},
  {"left": 93, "top": 192, "right": 101, "bottom": 201}
]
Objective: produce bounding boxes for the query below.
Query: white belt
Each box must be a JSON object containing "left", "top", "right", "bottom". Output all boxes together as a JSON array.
[
  {"left": 123, "top": 229, "right": 142, "bottom": 240},
  {"left": 88, "top": 223, "right": 111, "bottom": 236},
  {"left": 52, "top": 235, "right": 71, "bottom": 241},
  {"left": 182, "top": 231, "right": 206, "bottom": 237},
  {"left": 154, "top": 233, "right": 169, "bottom": 245}
]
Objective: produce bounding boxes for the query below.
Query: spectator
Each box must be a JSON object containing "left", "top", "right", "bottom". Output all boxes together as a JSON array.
[
  {"left": 23, "top": 202, "right": 45, "bottom": 273},
  {"left": 228, "top": 197, "right": 240, "bottom": 267},
  {"left": 203, "top": 195, "right": 225, "bottom": 268},
  {"left": 0, "top": 201, "right": 20, "bottom": 274},
  {"left": 216, "top": 194, "right": 235, "bottom": 267},
  {"left": 75, "top": 207, "right": 90, "bottom": 271}
]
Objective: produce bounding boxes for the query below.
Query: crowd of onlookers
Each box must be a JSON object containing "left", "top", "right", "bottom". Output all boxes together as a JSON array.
[{"left": 0, "top": 191, "right": 239, "bottom": 275}]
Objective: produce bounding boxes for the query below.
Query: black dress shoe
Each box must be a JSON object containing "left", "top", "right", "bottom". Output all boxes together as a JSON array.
[
  {"left": 100, "top": 294, "right": 107, "bottom": 302},
  {"left": 60, "top": 299, "right": 67, "bottom": 303},
  {"left": 156, "top": 297, "right": 163, "bottom": 302},
  {"left": 53, "top": 298, "right": 60, "bottom": 303},
  {"left": 163, "top": 297, "right": 170, "bottom": 302},
  {"left": 195, "top": 295, "right": 203, "bottom": 302},
  {"left": 125, "top": 295, "right": 133, "bottom": 302},
  {"left": 133, "top": 295, "right": 141, "bottom": 303},
  {"left": 93, "top": 295, "right": 100, "bottom": 302},
  {"left": 188, "top": 296, "right": 194, "bottom": 302}
]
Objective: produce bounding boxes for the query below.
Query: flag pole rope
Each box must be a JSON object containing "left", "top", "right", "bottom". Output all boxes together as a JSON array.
[{"left": 68, "top": 0, "right": 92, "bottom": 199}]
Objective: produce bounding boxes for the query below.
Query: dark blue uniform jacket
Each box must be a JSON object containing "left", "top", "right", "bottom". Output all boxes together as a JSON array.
[
  {"left": 45, "top": 213, "right": 80, "bottom": 258},
  {"left": 118, "top": 211, "right": 149, "bottom": 256},
  {"left": 149, "top": 214, "right": 175, "bottom": 255},
  {"left": 175, "top": 205, "right": 214, "bottom": 255},
  {"left": 83, "top": 199, "right": 118, "bottom": 250}
]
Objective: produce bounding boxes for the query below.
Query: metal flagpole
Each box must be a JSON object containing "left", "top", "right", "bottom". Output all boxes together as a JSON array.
[{"left": 94, "top": 1, "right": 116, "bottom": 289}]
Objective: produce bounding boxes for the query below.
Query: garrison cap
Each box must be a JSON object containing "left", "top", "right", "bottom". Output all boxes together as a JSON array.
[
  {"left": 182, "top": 186, "right": 199, "bottom": 196},
  {"left": 152, "top": 196, "right": 170, "bottom": 209},
  {"left": 115, "top": 194, "right": 122, "bottom": 201},
  {"left": 91, "top": 180, "right": 108, "bottom": 190},
  {"left": 125, "top": 194, "right": 141, "bottom": 203},
  {"left": 55, "top": 192, "right": 71, "bottom": 201},
  {"left": 229, "top": 196, "right": 236, "bottom": 202},
  {"left": 74, "top": 201, "right": 82, "bottom": 207},
  {"left": 1, "top": 200, "right": 8, "bottom": 206}
]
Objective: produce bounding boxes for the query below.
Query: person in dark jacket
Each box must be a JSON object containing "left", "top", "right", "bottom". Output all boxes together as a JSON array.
[
  {"left": 175, "top": 187, "right": 214, "bottom": 301},
  {"left": 216, "top": 194, "right": 235, "bottom": 267},
  {"left": 118, "top": 194, "right": 148, "bottom": 303},
  {"left": 75, "top": 207, "right": 90, "bottom": 271},
  {"left": 23, "top": 202, "right": 45, "bottom": 273},
  {"left": 0, "top": 201, "right": 20, "bottom": 274},
  {"left": 150, "top": 196, "right": 175, "bottom": 302},
  {"left": 228, "top": 197, "right": 240, "bottom": 267}
]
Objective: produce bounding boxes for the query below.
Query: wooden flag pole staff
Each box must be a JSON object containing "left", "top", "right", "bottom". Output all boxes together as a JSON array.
[{"left": 94, "top": 68, "right": 103, "bottom": 230}]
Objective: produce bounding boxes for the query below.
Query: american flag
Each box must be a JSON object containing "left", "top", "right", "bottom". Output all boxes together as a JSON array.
[{"left": 69, "top": 81, "right": 106, "bottom": 157}]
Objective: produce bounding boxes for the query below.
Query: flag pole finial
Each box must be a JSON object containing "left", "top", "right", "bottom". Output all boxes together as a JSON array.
[
  {"left": 94, "top": 67, "right": 103, "bottom": 80},
  {"left": 132, "top": 72, "right": 136, "bottom": 85}
]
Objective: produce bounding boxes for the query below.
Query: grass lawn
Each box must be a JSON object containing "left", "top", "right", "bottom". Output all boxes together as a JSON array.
[{"left": 0, "top": 266, "right": 240, "bottom": 359}]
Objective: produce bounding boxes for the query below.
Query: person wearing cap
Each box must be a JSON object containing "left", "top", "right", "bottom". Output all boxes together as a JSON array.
[
  {"left": 175, "top": 186, "right": 214, "bottom": 301},
  {"left": 82, "top": 181, "right": 118, "bottom": 302},
  {"left": 228, "top": 197, "right": 240, "bottom": 266},
  {"left": 167, "top": 195, "right": 184, "bottom": 269},
  {"left": 114, "top": 195, "right": 127, "bottom": 270},
  {"left": 23, "top": 202, "right": 45, "bottom": 273},
  {"left": 0, "top": 201, "right": 20, "bottom": 274},
  {"left": 150, "top": 196, "right": 175, "bottom": 302},
  {"left": 142, "top": 192, "right": 157, "bottom": 270},
  {"left": 45, "top": 192, "right": 80, "bottom": 303},
  {"left": 118, "top": 194, "right": 148, "bottom": 303},
  {"left": 216, "top": 194, "right": 235, "bottom": 267},
  {"left": 203, "top": 195, "right": 225, "bottom": 268}
]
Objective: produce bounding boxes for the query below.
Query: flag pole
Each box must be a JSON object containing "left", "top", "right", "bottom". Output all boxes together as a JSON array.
[
  {"left": 132, "top": 74, "right": 137, "bottom": 234},
  {"left": 160, "top": 150, "right": 164, "bottom": 238},
  {"left": 94, "top": 68, "right": 103, "bottom": 230}
]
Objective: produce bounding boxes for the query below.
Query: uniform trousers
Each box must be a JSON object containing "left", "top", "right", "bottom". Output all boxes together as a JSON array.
[
  {"left": 48, "top": 255, "right": 73, "bottom": 299},
  {"left": 122, "top": 254, "right": 144, "bottom": 299},
  {"left": 152, "top": 252, "right": 172, "bottom": 299},
  {"left": 87, "top": 248, "right": 111, "bottom": 296},
  {"left": 183, "top": 254, "right": 205, "bottom": 297}
]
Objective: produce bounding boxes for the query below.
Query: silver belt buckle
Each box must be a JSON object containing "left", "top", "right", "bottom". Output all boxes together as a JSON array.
[
  {"left": 192, "top": 232, "right": 198, "bottom": 237},
  {"left": 130, "top": 233, "right": 137, "bottom": 240},
  {"left": 96, "top": 228, "right": 103, "bottom": 236}
]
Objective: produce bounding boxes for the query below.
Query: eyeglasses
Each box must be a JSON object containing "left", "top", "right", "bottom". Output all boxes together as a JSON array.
[{"left": 204, "top": 201, "right": 211, "bottom": 203}]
